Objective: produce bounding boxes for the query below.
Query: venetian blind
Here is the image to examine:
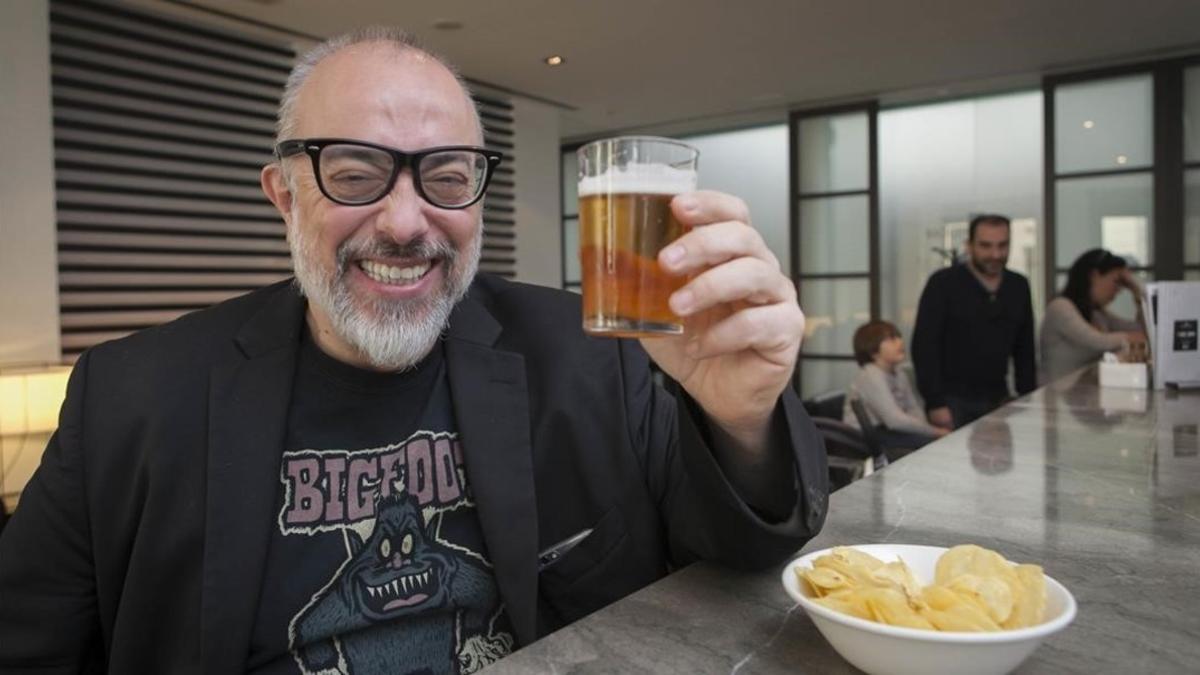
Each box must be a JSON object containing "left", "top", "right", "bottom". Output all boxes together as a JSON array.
[{"left": 51, "top": 0, "right": 518, "bottom": 360}]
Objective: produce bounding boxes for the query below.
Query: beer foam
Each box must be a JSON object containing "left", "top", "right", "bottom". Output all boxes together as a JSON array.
[{"left": 578, "top": 165, "right": 697, "bottom": 197}]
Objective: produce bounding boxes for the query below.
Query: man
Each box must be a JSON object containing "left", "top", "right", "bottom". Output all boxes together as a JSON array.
[
  {"left": 0, "top": 28, "right": 827, "bottom": 674},
  {"left": 911, "top": 214, "right": 1036, "bottom": 429}
]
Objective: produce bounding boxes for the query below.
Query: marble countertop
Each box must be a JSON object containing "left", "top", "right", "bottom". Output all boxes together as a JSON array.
[{"left": 485, "top": 367, "right": 1200, "bottom": 674}]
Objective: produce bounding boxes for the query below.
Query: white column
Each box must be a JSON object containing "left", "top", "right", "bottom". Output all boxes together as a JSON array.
[
  {"left": 0, "top": 0, "right": 60, "bottom": 366},
  {"left": 511, "top": 97, "right": 563, "bottom": 289}
]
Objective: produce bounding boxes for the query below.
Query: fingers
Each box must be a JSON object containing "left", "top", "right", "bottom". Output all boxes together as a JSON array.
[
  {"left": 685, "top": 302, "right": 804, "bottom": 365},
  {"left": 657, "top": 190, "right": 801, "bottom": 361},
  {"left": 671, "top": 190, "right": 750, "bottom": 228},
  {"left": 669, "top": 256, "right": 795, "bottom": 317},
  {"left": 659, "top": 220, "right": 778, "bottom": 276}
]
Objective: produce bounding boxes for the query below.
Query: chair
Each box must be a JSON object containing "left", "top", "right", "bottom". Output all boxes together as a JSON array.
[
  {"left": 802, "top": 389, "right": 846, "bottom": 421},
  {"left": 810, "top": 416, "right": 876, "bottom": 490},
  {"left": 851, "top": 398, "right": 930, "bottom": 463},
  {"left": 849, "top": 398, "right": 887, "bottom": 465}
]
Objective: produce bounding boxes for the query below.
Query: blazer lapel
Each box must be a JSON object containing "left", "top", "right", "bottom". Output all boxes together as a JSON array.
[
  {"left": 444, "top": 294, "right": 541, "bottom": 646},
  {"left": 201, "top": 286, "right": 304, "bottom": 675}
]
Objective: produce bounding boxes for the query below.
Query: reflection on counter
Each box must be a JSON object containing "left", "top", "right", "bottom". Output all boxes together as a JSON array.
[
  {"left": 968, "top": 417, "right": 1013, "bottom": 474},
  {"left": 1151, "top": 389, "right": 1200, "bottom": 499},
  {"left": 488, "top": 364, "right": 1200, "bottom": 674},
  {"left": 1098, "top": 386, "right": 1149, "bottom": 414}
]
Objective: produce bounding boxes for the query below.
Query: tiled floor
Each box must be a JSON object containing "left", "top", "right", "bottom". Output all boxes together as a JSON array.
[{"left": 1, "top": 432, "right": 52, "bottom": 513}]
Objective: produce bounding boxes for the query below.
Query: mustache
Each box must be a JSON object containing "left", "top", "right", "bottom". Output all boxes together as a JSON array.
[{"left": 334, "top": 236, "right": 458, "bottom": 271}]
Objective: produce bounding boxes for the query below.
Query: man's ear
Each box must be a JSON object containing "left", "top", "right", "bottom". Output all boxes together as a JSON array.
[{"left": 261, "top": 163, "right": 294, "bottom": 226}]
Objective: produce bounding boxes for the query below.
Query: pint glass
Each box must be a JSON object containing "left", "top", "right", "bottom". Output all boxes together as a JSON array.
[{"left": 577, "top": 137, "right": 699, "bottom": 336}]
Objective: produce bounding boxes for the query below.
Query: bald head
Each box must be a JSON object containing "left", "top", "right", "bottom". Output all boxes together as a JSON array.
[{"left": 275, "top": 26, "right": 484, "bottom": 145}]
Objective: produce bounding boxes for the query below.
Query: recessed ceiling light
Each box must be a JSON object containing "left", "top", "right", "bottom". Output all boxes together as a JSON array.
[
  {"left": 432, "top": 19, "right": 463, "bottom": 31},
  {"left": 1083, "top": 120, "right": 1095, "bottom": 129},
  {"left": 544, "top": 55, "right": 565, "bottom": 66},
  {"left": 1116, "top": 155, "right": 1128, "bottom": 165}
]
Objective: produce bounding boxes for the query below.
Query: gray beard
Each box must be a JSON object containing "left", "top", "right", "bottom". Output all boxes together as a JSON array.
[{"left": 288, "top": 218, "right": 481, "bottom": 371}]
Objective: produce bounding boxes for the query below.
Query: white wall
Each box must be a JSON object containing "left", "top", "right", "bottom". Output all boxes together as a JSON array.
[
  {"left": 510, "top": 97, "right": 563, "bottom": 288},
  {"left": 0, "top": 0, "right": 60, "bottom": 367}
]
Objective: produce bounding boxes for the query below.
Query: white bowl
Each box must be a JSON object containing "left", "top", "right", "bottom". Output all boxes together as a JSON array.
[{"left": 782, "top": 544, "right": 1077, "bottom": 675}]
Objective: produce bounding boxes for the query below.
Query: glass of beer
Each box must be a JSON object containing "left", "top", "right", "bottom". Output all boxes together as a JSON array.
[{"left": 578, "top": 136, "right": 699, "bottom": 337}]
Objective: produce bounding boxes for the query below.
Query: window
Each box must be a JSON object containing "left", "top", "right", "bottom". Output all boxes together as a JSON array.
[
  {"left": 791, "top": 106, "right": 877, "bottom": 397},
  {"left": 1049, "top": 74, "right": 1155, "bottom": 292}
]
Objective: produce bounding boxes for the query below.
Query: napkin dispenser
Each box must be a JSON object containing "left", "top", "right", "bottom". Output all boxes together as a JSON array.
[{"left": 1099, "top": 354, "right": 1148, "bottom": 389}]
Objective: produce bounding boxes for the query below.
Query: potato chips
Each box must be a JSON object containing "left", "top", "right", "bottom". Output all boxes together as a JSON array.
[{"left": 796, "top": 545, "right": 1047, "bottom": 632}]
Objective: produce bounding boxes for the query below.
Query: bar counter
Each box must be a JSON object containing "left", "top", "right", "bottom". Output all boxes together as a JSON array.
[{"left": 484, "top": 366, "right": 1200, "bottom": 673}]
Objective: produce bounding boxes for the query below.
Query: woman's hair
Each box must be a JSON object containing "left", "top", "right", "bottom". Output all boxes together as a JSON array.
[
  {"left": 1061, "top": 248, "right": 1127, "bottom": 323},
  {"left": 852, "top": 320, "right": 901, "bottom": 366}
]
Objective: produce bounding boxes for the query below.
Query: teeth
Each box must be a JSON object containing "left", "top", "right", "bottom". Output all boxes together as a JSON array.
[{"left": 360, "top": 260, "right": 431, "bottom": 284}]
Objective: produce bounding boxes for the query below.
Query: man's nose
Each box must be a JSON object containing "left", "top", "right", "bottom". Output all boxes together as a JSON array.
[{"left": 372, "top": 171, "right": 430, "bottom": 243}]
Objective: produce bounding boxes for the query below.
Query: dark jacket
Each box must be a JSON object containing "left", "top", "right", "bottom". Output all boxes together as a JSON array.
[
  {"left": 911, "top": 264, "right": 1037, "bottom": 408},
  {"left": 0, "top": 276, "right": 828, "bottom": 674}
]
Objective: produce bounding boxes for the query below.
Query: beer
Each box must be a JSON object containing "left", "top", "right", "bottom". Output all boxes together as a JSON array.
[
  {"left": 579, "top": 191, "right": 688, "bottom": 335},
  {"left": 577, "top": 138, "right": 699, "bottom": 337}
]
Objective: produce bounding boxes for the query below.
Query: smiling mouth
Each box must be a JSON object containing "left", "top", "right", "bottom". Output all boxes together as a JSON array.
[{"left": 358, "top": 259, "right": 435, "bottom": 286}]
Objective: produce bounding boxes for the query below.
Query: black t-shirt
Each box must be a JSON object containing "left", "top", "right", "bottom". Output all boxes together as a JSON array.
[
  {"left": 911, "top": 264, "right": 1037, "bottom": 407},
  {"left": 247, "top": 331, "right": 514, "bottom": 675}
]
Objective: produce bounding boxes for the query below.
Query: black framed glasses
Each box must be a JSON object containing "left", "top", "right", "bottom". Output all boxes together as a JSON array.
[{"left": 275, "top": 138, "right": 503, "bottom": 209}]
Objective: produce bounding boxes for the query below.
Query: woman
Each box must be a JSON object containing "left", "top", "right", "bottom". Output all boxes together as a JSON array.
[
  {"left": 1040, "top": 248, "right": 1148, "bottom": 382},
  {"left": 843, "top": 321, "right": 949, "bottom": 446}
]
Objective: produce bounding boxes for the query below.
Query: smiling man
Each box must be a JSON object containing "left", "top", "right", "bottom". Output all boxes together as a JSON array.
[{"left": 0, "top": 28, "right": 828, "bottom": 675}]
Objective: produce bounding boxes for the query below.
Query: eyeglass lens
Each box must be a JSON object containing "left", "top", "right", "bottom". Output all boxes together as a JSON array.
[{"left": 318, "top": 144, "right": 487, "bottom": 207}]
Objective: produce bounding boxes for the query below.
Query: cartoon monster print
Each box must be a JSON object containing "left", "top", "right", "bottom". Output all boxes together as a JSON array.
[{"left": 290, "top": 492, "right": 498, "bottom": 674}]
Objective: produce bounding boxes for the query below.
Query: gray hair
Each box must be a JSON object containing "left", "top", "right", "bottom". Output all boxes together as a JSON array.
[{"left": 275, "top": 26, "right": 484, "bottom": 144}]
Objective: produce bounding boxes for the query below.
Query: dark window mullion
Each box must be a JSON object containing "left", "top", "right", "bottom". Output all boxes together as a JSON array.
[
  {"left": 1155, "top": 62, "right": 1185, "bottom": 280},
  {"left": 1054, "top": 166, "right": 1155, "bottom": 181},
  {"left": 796, "top": 273, "right": 871, "bottom": 280},
  {"left": 1053, "top": 265, "right": 1155, "bottom": 274},
  {"left": 797, "top": 188, "right": 870, "bottom": 200}
]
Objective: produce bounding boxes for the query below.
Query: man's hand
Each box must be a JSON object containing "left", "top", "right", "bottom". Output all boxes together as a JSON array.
[
  {"left": 637, "top": 190, "right": 803, "bottom": 454},
  {"left": 928, "top": 406, "right": 954, "bottom": 429}
]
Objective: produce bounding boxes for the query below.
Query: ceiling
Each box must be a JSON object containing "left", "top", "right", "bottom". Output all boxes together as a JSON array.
[{"left": 183, "top": 0, "right": 1200, "bottom": 139}]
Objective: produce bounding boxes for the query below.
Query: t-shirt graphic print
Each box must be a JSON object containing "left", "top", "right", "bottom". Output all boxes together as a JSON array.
[{"left": 274, "top": 431, "right": 513, "bottom": 675}]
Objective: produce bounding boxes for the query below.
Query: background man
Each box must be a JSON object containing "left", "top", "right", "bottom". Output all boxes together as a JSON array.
[{"left": 911, "top": 214, "right": 1036, "bottom": 429}]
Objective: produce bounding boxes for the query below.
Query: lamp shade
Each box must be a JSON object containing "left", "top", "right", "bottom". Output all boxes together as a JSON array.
[{"left": 0, "top": 367, "right": 71, "bottom": 435}]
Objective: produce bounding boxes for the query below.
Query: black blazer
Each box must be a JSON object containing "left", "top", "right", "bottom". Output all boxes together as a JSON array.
[{"left": 0, "top": 276, "right": 828, "bottom": 674}]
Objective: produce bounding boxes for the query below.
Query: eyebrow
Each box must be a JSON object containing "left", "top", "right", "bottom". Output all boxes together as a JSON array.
[
  {"left": 333, "top": 147, "right": 392, "bottom": 169},
  {"left": 421, "top": 152, "right": 472, "bottom": 171}
]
